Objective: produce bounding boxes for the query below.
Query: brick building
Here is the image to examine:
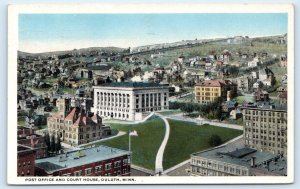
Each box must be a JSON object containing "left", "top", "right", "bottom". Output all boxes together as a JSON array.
[
  {"left": 17, "top": 126, "right": 48, "bottom": 159},
  {"left": 17, "top": 145, "right": 36, "bottom": 176},
  {"left": 35, "top": 145, "right": 131, "bottom": 176},
  {"left": 48, "top": 106, "right": 111, "bottom": 146}
]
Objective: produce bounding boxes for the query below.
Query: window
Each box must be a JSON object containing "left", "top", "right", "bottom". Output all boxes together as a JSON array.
[
  {"left": 74, "top": 171, "right": 82, "bottom": 176},
  {"left": 114, "top": 161, "right": 121, "bottom": 168},
  {"left": 224, "top": 166, "right": 228, "bottom": 172},
  {"left": 95, "top": 166, "right": 102, "bottom": 173},
  {"left": 85, "top": 168, "right": 92, "bottom": 176},
  {"left": 242, "top": 170, "right": 247, "bottom": 176},
  {"left": 105, "top": 163, "right": 112, "bottom": 171},
  {"left": 123, "top": 159, "right": 128, "bottom": 165}
]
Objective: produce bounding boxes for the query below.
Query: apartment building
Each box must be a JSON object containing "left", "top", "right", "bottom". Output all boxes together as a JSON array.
[
  {"left": 194, "top": 79, "right": 237, "bottom": 104},
  {"left": 241, "top": 103, "right": 287, "bottom": 157}
]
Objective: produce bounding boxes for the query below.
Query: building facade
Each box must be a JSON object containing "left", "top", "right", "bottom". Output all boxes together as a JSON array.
[
  {"left": 190, "top": 136, "right": 287, "bottom": 176},
  {"left": 91, "top": 82, "right": 169, "bottom": 121},
  {"left": 242, "top": 104, "right": 287, "bottom": 157},
  {"left": 190, "top": 147, "right": 287, "bottom": 176},
  {"left": 17, "top": 145, "right": 36, "bottom": 177},
  {"left": 234, "top": 75, "right": 255, "bottom": 92},
  {"left": 194, "top": 80, "right": 237, "bottom": 104},
  {"left": 35, "top": 146, "right": 131, "bottom": 176},
  {"left": 48, "top": 99, "right": 110, "bottom": 146}
]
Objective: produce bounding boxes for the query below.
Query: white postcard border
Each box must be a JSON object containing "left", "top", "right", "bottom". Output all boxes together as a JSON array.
[{"left": 7, "top": 3, "right": 294, "bottom": 185}]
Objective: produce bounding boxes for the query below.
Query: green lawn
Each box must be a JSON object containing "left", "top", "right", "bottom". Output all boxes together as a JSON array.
[
  {"left": 159, "top": 109, "right": 182, "bottom": 116},
  {"left": 60, "top": 87, "right": 76, "bottom": 95},
  {"left": 17, "top": 121, "right": 27, "bottom": 126},
  {"left": 163, "top": 119, "right": 243, "bottom": 169},
  {"left": 84, "top": 116, "right": 165, "bottom": 170},
  {"left": 233, "top": 95, "right": 254, "bottom": 103},
  {"left": 224, "top": 118, "right": 244, "bottom": 126}
]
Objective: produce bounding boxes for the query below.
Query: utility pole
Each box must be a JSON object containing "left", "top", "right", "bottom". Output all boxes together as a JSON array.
[{"left": 128, "top": 130, "right": 132, "bottom": 164}]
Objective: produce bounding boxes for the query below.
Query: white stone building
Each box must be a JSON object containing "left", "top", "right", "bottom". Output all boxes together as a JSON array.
[{"left": 91, "top": 82, "right": 169, "bottom": 121}]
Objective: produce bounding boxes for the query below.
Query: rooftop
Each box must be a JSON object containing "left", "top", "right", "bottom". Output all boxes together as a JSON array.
[
  {"left": 35, "top": 145, "right": 130, "bottom": 174},
  {"left": 195, "top": 79, "right": 237, "bottom": 87},
  {"left": 240, "top": 102, "right": 287, "bottom": 111},
  {"left": 192, "top": 138, "right": 287, "bottom": 176},
  {"left": 94, "top": 82, "right": 167, "bottom": 89}
]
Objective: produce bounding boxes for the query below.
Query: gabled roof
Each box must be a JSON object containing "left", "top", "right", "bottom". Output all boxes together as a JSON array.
[{"left": 65, "top": 108, "right": 77, "bottom": 121}]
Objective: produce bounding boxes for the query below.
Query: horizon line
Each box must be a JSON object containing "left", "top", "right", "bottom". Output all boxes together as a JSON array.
[{"left": 19, "top": 33, "right": 287, "bottom": 54}]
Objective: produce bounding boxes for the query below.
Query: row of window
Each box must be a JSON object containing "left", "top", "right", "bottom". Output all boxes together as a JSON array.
[
  {"left": 97, "top": 111, "right": 130, "bottom": 119},
  {"left": 191, "top": 159, "right": 247, "bottom": 175},
  {"left": 244, "top": 116, "right": 286, "bottom": 123},
  {"left": 96, "top": 92, "right": 130, "bottom": 97},
  {"left": 79, "top": 132, "right": 101, "bottom": 140},
  {"left": 244, "top": 110, "right": 287, "bottom": 118},
  {"left": 191, "top": 165, "right": 247, "bottom": 176},
  {"left": 97, "top": 102, "right": 130, "bottom": 108},
  {"left": 195, "top": 87, "right": 220, "bottom": 92},
  {"left": 62, "top": 159, "right": 129, "bottom": 176},
  {"left": 18, "top": 170, "right": 31, "bottom": 176},
  {"left": 18, "top": 161, "right": 31, "bottom": 167},
  {"left": 135, "top": 93, "right": 167, "bottom": 98}
]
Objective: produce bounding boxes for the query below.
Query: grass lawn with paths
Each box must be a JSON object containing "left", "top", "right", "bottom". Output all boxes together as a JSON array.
[
  {"left": 163, "top": 119, "right": 243, "bottom": 169},
  {"left": 83, "top": 116, "right": 165, "bottom": 170}
]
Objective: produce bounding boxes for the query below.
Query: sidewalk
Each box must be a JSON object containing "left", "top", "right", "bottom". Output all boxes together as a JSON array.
[
  {"left": 154, "top": 113, "right": 170, "bottom": 175},
  {"left": 61, "top": 131, "right": 127, "bottom": 150},
  {"left": 103, "top": 112, "right": 154, "bottom": 125},
  {"left": 78, "top": 131, "right": 126, "bottom": 148},
  {"left": 164, "top": 114, "right": 243, "bottom": 131}
]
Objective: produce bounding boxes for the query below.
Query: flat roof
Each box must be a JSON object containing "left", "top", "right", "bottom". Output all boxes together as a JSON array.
[
  {"left": 93, "top": 82, "right": 167, "bottom": 89},
  {"left": 35, "top": 145, "right": 129, "bottom": 174},
  {"left": 192, "top": 138, "right": 287, "bottom": 175}
]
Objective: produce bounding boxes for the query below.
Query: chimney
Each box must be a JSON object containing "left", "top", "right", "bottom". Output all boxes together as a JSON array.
[
  {"left": 227, "top": 91, "right": 231, "bottom": 102},
  {"left": 251, "top": 156, "right": 256, "bottom": 168}
]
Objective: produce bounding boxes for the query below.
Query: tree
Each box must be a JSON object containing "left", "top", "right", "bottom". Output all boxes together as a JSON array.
[
  {"left": 228, "top": 65, "right": 239, "bottom": 76},
  {"left": 208, "top": 134, "right": 222, "bottom": 147},
  {"left": 55, "top": 137, "right": 62, "bottom": 154},
  {"left": 44, "top": 133, "right": 51, "bottom": 153},
  {"left": 106, "top": 76, "right": 112, "bottom": 83},
  {"left": 50, "top": 135, "right": 56, "bottom": 153}
]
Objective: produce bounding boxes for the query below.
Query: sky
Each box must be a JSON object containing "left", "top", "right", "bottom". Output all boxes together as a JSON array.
[{"left": 18, "top": 13, "right": 288, "bottom": 53}]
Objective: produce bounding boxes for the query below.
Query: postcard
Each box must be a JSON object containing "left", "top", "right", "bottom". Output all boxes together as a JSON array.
[{"left": 7, "top": 3, "right": 294, "bottom": 184}]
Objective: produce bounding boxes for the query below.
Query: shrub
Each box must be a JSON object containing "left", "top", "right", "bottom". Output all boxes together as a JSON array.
[{"left": 208, "top": 134, "right": 222, "bottom": 147}]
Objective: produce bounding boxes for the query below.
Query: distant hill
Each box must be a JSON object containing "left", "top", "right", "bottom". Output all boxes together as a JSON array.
[{"left": 18, "top": 46, "right": 126, "bottom": 57}]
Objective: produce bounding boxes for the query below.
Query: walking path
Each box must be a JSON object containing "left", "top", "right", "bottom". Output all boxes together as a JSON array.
[
  {"left": 78, "top": 131, "right": 126, "bottom": 148},
  {"left": 103, "top": 112, "right": 154, "bottom": 125},
  {"left": 154, "top": 113, "right": 170, "bottom": 175},
  {"left": 164, "top": 113, "right": 243, "bottom": 131},
  {"left": 61, "top": 131, "right": 126, "bottom": 150}
]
